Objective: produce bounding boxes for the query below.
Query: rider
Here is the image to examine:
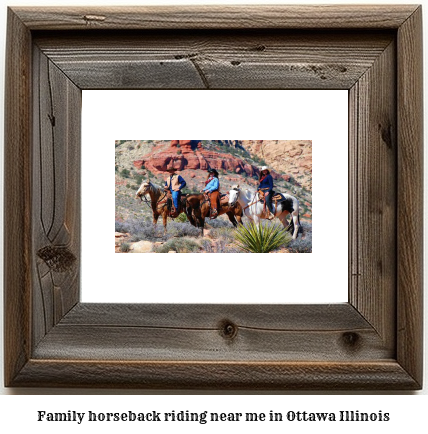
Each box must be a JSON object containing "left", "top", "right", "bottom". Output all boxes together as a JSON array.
[
  {"left": 202, "top": 168, "right": 220, "bottom": 219},
  {"left": 258, "top": 166, "right": 275, "bottom": 219},
  {"left": 164, "top": 166, "right": 186, "bottom": 217}
]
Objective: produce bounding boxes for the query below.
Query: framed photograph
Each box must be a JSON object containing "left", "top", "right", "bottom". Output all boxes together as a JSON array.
[{"left": 4, "top": 5, "right": 423, "bottom": 389}]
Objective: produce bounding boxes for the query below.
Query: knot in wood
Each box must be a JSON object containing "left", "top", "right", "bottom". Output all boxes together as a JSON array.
[
  {"left": 219, "top": 320, "right": 238, "bottom": 340},
  {"left": 83, "top": 15, "right": 106, "bottom": 23},
  {"left": 37, "top": 245, "right": 76, "bottom": 272},
  {"left": 341, "top": 332, "right": 361, "bottom": 350}
]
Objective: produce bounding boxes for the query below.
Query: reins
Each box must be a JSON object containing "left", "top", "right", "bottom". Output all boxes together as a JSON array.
[
  {"left": 139, "top": 184, "right": 167, "bottom": 210},
  {"left": 242, "top": 191, "right": 260, "bottom": 211},
  {"left": 140, "top": 192, "right": 153, "bottom": 209}
]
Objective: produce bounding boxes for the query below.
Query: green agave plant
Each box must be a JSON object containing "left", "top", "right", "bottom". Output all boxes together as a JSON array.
[{"left": 233, "top": 221, "right": 292, "bottom": 253}]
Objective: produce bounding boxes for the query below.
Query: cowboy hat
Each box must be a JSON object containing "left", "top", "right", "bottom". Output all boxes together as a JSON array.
[
  {"left": 166, "top": 166, "right": 177, "bottom": 172},
  {"left": 260, "top": 166, "right": 269, "bottom": 172}
]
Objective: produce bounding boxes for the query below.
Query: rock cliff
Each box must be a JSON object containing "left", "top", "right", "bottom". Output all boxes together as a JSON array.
[{"left": 134, "top": 140, "right": 290, "bottom": 182}]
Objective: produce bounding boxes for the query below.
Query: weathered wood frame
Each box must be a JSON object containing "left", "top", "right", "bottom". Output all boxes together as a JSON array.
[{"left": 4, "top": 5, "right": 423, "bottom": 389}]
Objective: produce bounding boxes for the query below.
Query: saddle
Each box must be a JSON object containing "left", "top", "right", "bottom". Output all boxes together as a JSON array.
[
  {"left": 166, "top": 190, "right": 183, "bottom": 218},
  {"left": 272, "top": 192, "right": 285, "bottom": 202},
  {"left": 204, "top": 191, "right": 221, "bottom": 219},
  {"left": 219, "top": 193, "right": 229, "bottom": 206},
  {"left": 258, "top": 190, "right": 285, "bottom": 216},
  {"left": 258, "top": 190, "right": 284, "bottom": 203}
]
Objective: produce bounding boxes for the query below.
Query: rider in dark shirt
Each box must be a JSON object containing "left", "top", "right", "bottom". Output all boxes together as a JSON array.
[{"left": 258, "top": 166, "right": 275, "bottom": 219}]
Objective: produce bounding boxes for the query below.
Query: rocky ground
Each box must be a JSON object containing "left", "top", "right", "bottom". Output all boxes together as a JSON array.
[
  {"left": 115, "top": 216, "right": 312, "bottom": 254},
  {"left": 114, "top": 230, "right": 296, "bottom": 254}
]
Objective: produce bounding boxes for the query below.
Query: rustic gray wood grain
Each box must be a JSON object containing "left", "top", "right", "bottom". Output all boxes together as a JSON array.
[
  {"left": 12, "top": 360, "right": 419, "bottom": 390},
  {"left": 32, "top": 304, "right": 392, "bottom": 362},
  {"left": 4, "top": 8, "right": 32, "bottom": 388},
  {"left": 32, "top": 46, "right": 81, "bottom": 350},
  {"left": 61, "top": 303, "right": 371, "bottom": 329},
  {"left": 35, "top": 32, "right": 394, "bottom": 89},
  {"left": 12, "top": 5, "right": 420, "bottom": 30},
  {"left": 4, "top": 5, "right": 423, "bottom": 390},
  {"left": 349, "top": 40, "right": 396, "bottom": 354},
  {"left": 396, "top": 6, "right": 423, "bottom": 387}
]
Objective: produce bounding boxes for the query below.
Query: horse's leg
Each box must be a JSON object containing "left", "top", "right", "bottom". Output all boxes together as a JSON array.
[
  {"left": 251, "top": 206, "right": 260, "bottom": 225},
  {"left": 162, "top": 210, "right": 168, "bottom": 235},
  {"left": 192, "top": 207, "right": 202, "bottom": 229},
  {"left": 186, "top": 205, "right": 197, "bottom": 226},
  {"left": 153, "top": 212, "right": 160, "bottom": 226},
  {"left": 277, "top": 211, "right": 291, "bottom": 230},
  {"left": 199, "top": 207, "right": 206, "bottom": 237},
  {"left": 291, "top": 211, "right": 300, "bottom": 239},
  {"left": 226, "top": 211, "right": 238, "bottom": 227},
  {"left": 196, "top": 212, "right": 204, "bottom": 236},
  {"left": 243, "top": 208, "right": 253, "bottom": 224}
]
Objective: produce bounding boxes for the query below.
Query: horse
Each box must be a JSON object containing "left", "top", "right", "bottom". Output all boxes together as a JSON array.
[
  {"left": 228, "top": 185, "right": 301, "bottom": 239},
  {"left": 185, "top": 192, "right": 244, "bottom": 236},
  {"left": 135, "top": 180, "right": 196, "bottom": 234}
]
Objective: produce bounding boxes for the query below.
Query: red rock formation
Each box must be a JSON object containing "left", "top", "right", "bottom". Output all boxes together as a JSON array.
[{"left": 134, "top": 140, "right": 290, "bottom": 182}]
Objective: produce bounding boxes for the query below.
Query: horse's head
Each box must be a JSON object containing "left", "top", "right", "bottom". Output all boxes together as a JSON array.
[
  {"left": 228, "top": 185, "right": 240, "bottom": 207},
  {"left": 136, "top": 180, "right": 151, "bottom": 200}
]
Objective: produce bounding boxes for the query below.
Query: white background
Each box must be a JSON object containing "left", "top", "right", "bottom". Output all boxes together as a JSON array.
[
  {"left": 0, "top": 0, "right": 426, "bottom": 428},
  {"left": 82, "top": 89, "right": 348, "bottom": 304}
]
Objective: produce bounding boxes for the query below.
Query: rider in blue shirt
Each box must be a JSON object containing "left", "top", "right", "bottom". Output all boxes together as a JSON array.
[
  {"left": 204, "top": 173, "right": 220, "bottom": 192},
  {"left": 202, "top": 168, "right": 220, "bottom": 218},
  {"left": 258, "top": 166, "right": 275, "bottom": 219}
]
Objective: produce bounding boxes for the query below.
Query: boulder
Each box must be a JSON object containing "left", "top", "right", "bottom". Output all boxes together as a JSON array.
[{"left": 130, "top": 240, "right": 154, "bottom": 253}]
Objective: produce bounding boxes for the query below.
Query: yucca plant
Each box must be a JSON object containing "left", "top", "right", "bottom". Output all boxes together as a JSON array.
[{"left": 233, "top": 221, "right": 292, "bottom": 253}]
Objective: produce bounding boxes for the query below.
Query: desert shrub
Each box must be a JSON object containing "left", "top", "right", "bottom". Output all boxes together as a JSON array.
[
  {"left": 116, "top": 218, "right": 201, "bottom": 242},
  {"left": 121, "top": 168, "right": 131, "bottom": 178},
  {"left": 210, "top": 227, "right": 235, "bottom": 244},
  {"left": 206, "top": 216, "right": 233, "bottom": 228},
  {"left": 233, "top": 221, "right": 291, "bottom": 253},
  {"left": 288, "top": 222, "right": 312, "bottom": 253},
  {"left": 167, "top": 221, "right": 201, "bottom": 238},
  {"left": 134, "top": 174, "right": 144, "bottom": 185},
  {"left": 115, "top": 220, "right": 127, "bottom": 233},
  {"left": 153, "top": 237, "right": 200, "bottom": 253},
  {"left": 199, "top": 238, "right": 214, "bottom": 252},
  {"left": 119, "top": 242, "right": 131, "bottom": 252},
  {"left": 216, "top": 243, "right": 244, "bottom": 253},
  {"left": 216, "top": 238, "right": 226, "bottom": 252},
  {"left": 225, "top": 246, "right": 244, "bottom": 253},
  {"left": 116, "top": 218, "right": 160, "bottom": 242}
]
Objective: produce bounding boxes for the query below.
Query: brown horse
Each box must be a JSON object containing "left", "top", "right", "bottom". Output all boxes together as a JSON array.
[
  {"left": 185, "top": 193, "right": 243, "bottom": 235},
  {"left": 136, "top": 180, "right": 196, "bottom": 234}
]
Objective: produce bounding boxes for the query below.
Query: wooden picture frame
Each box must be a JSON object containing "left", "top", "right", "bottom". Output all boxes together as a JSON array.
[{"left": 4, "top": 5, "right": 423, "bottom": 389}]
